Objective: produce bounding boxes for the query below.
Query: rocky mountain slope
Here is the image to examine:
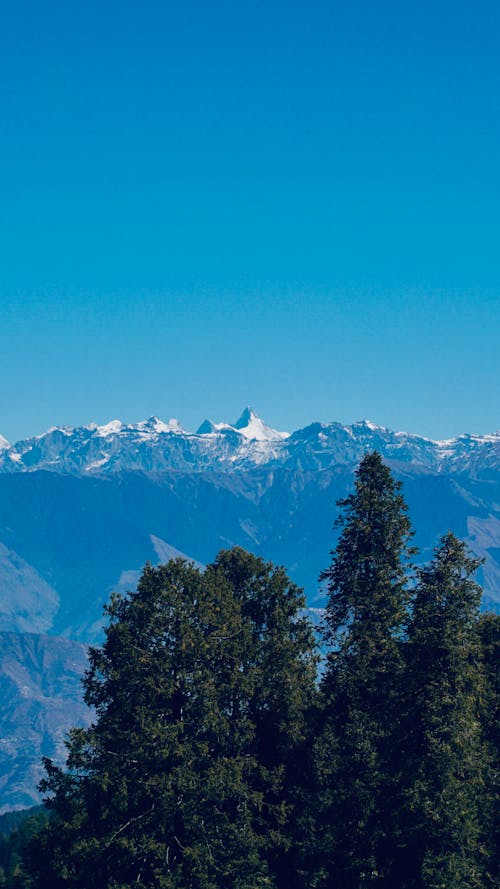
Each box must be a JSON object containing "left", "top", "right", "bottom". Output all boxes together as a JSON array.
[
  {"left": 0, "top": 633, "right": 90, "bottom": 812},
  {"left": 0, "top": 409, "right": 499, "bottom": 809},
  {"left": 1, "top": 408, "right": 499, "bottom": 476}
]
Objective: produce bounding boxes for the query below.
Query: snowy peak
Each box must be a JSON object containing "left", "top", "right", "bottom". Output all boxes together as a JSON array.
[
  {"left": 233, "top": 406, "right": 288, "bottom": 441},
  {"left": 92, "top": 417, "right": 185, "bottom": 437},
  {"left": 196, "top": 408, "right": 287, "bottom": 442},
  {"left": 196, "top": 419, "right": 235, "bottom": 436},
  {"left": 233, "top": 406, "right": 259, "bottom": 430},
  {"left": 95, "top": 420, "right": 124, "bottom": 437},
  {"left": 137, "top": 416, "right": 185, "bottom": 435},
  {"left": 0, "top": 435, "right": 10, "bottom": 451},
  {"left": 353, "top": 420, "right": 387, "bottom": 433}
]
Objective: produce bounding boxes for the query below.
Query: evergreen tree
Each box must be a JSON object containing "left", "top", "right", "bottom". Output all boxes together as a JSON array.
[
  {"left": 31, "top": 551, "right": 317, "bottom": 889},
  {"left": 476, "top": 612, "right": 499, "bottom": 885},
  {"left": 212, "top": 548, "right": 318, "bottom": 888},
  {"left": 0, "top": 810, "right": 47, "bottom": 889},
  {"left": 312, "top": 452, "right": 415, "bottom": 887},
  {"left": 400, "top": 533, "right": 491, "bottom": 889},
  {"left": 31, "top": 558, "right": 272, "bottom": 889}
]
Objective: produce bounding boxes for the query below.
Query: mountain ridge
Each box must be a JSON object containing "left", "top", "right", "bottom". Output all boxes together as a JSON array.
[{"left": 1, "top": 410, "right": 499, "bottom": 476}]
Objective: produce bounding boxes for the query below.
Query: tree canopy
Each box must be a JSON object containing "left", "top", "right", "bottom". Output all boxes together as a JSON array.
[
  {"left": 31, "top": 553, "right": 316, "bottom": 889},
  {"left": 312, "top": 451, "right": 416, "bottom": 887},
  {"left": 400, "top": 533, "right": 492, "bottom": 888}
]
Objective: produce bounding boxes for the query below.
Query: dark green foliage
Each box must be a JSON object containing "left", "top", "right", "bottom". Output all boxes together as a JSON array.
[
  {"left": 31, "top": 552, "right": 316, "bottom": 889},
  {"left": 478, "top": 612, "right": 500, "bottom": 751},
  {"left": 0, "top": 810, "right": 48, "bottom": 888},
  {"left": 32, "top": 559, "right": 263, "bottom": 888},
  {"left": 477, "top": 612, "right": 500, "bottom": 886},
  {"left": 400, "top": 533, "right": 492, "bottom": 888},
  {"left": 312, "top": 452, "right": 415, "bottom": 887},
  {"left": 212, "top": 549, "right": 318, "bottom": 888},
  {"left": 321, "top": 451, "right": 414, "bottom": 647},
  {"left": 0, "top": 809, "right": 44, "bottom": 839}
]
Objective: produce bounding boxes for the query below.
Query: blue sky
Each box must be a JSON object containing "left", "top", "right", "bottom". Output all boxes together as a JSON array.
[{"left": 0, "top": 1, "right": 498, "bottom": 442}]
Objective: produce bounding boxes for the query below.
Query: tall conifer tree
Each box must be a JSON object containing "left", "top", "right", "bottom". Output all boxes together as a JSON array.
[
  {"left": 31, "top": 551, "right": 317, "bottom": 889},
  {"left": 401, "top": 535, "right": 493, "bottom": 889},
  {"left": 31, "top": 559, "right": 272, "bottom": 889},
  {"left": 210, "top": 548, "right": 318, "bottom": 889},
  {"left": 312, "top": 452, "right": 414, "bottom": 887},
  {"left": 477, "top": 612, "right": 500, "bottom": 885}
]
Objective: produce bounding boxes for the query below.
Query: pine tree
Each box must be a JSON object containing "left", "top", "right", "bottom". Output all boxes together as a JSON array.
[
  {"left": 401, "top": 533, "right": 491, "bottom": 889},
  {"left": 31, "top": 551, "right": 317, "bottom": 889},
  {"left": 31, "top": 558, "right": 273, "bottom": 889},
  {"left": 209, "top": 548, "right": 318, "bottom": 889},
  {"left": 0, "top": 810, "right": 47, "bottom": 889},
  {"left": 312, "top": 452, "right": 415, "bottom": 887},
  {"left": 476, "top": 612, "right": 499, "bottom": 885}
]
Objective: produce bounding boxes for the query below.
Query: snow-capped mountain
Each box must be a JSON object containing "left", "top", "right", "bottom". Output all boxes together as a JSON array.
[
  {"left": 196, "top": 406, "right": 288, "bottom": 442},
  {"left": 0, "top": 409, "right": 499, "bottom": 476},
  {"left": 231, "top": 406, "right": 289, "bottom": 441}
]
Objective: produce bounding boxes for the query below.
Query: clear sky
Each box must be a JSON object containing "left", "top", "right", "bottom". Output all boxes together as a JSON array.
[{"left": 0, "top": 0, "right": 498, "bottom": 442}]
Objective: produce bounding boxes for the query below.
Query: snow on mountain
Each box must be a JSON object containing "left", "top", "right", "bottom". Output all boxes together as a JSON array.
[
  {"left": 196, "top": 407, "right": 288, "bottom": 441},
  {"left": 196, "top": 419, "right": 235, "bottom": 436},
  {"left": 232, "top": 406, "right": 289, "bottom": 441},
  {"left": 94, "top": 419, "right": 124, "bottom": 436},
  {"left": 0, "top": 412, "right": 498, "bottom": 476},
  {"left": 0, "top": 435, "right": 9, "bottom": 451},
  {"left": 142, "top": 417, "right": 185, "bottom": 435},
  {"left": 355, "top": 420, "right": 386, "bottom": 432},
  {"left": 92, "top": 416, "right": 185, "bottom": 437}
]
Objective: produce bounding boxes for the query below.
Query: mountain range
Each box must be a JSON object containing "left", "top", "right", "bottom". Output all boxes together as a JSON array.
[
  {"left": 0, "top": 408, "right": 499, "bottom": 810},
  {"left": 1, "top": 407, "right": 499, "bottom": 476}
]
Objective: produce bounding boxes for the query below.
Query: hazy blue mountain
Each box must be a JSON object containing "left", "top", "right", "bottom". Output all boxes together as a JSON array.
[
  {"left": 0, "top": 410, "right": 499, "bottom": 809},
  {"left": 0, "top": 632, "right": 90, "bottom": 812}
]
